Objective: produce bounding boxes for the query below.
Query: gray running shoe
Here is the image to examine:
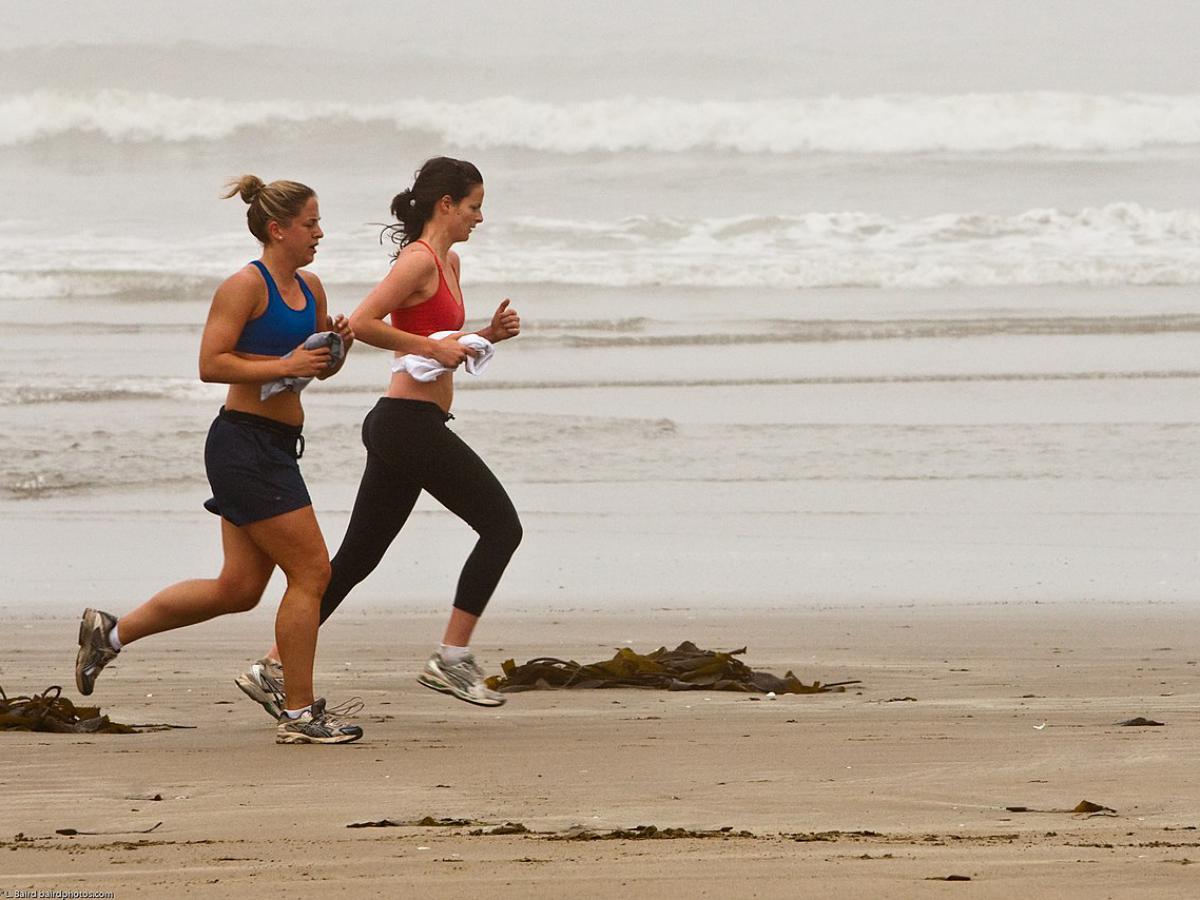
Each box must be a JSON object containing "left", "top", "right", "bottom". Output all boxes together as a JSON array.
[
  {"left": 234, "top": 657, "right": 286, "bottom": 720},
  {"left": 235, "top": 658, "right": 364, "bottom": 721},
  {"left": 75, "top": 608, "right": 119, "bottom": 696},
  {"left": 417, "top": 652, "right": 506, "bottom": 707},
  {"left": 275, "top": 698, "right": 364, "bottom": 745}
]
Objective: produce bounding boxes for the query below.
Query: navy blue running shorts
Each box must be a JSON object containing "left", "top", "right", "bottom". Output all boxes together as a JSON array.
[{"left": 203, "top": 407, "right": 310, "bottom": 526}]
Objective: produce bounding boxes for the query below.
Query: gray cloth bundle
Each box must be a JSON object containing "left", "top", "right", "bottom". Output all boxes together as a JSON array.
[{"left": 260, "top": 331, "right": 345, "bottom": 401}]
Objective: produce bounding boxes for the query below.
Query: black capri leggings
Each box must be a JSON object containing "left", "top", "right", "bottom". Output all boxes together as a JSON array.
[{"left": 320, "top": 397, "right": 522, "bottom": 621}]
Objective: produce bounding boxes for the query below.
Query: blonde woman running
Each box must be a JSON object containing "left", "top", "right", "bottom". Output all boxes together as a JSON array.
[{"left": 74, "top": 176, "right": 363, "bottom": 745}]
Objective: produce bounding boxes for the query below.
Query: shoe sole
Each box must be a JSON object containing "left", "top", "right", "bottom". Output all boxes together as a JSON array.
[
  {"left": 234, "top": 675, "right": 284, "bottom": 720},
  {"left": 275, "top": 730, "right": 363, "bottom": 745},
  {"left": 75, "top": 609, "right": 106, "bottom": 696},
  {"left": 417, "top": 671, "right": 506, "bottom": 707}
]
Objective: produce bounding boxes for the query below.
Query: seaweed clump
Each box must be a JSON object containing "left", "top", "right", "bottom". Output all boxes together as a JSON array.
[
  {"left": 486, "top": 641, "right": 858, "bottom": 694},
  {"left": 0, "top": 685, "right": 136, "bottom": 734}
]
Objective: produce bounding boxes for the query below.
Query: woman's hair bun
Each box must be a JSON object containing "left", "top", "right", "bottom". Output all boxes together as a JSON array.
[{"left": 223, "top": 175, "right": 266, "bottom": 205}]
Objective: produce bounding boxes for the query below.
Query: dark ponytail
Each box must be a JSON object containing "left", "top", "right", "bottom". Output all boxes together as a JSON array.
[{"left": 382, "top": 157, "right": 483, "bottom": 255}]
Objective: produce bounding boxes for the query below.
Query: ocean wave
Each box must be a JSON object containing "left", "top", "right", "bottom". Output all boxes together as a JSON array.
[
  {"left": 4, "top": 90, "right": 1200, "bottom": 154},
  {"left": 0, "top": 270, "right": 217, "bottom": 300},
  {"left": 0, "top": 378, "right": 217, "bottom": 406},
  {"left": 459, "top": 370, "right": 1200, "bottom": 392},
  {"left": 3, "top": 204, "right": 1199, "bottom": 293},
  {"left": 552, "top": 315, "right": 1200, "bottom": 347},
  {"left": 466, "top": 204, "right": 1200, "bottom": 288},
  {"left": 6, "top": 413, "right": 1196, "bottom": 500}
]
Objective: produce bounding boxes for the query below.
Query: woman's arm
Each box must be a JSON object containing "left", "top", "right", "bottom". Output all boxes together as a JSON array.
[
  {"left": 198, "top": 269, "right": 332, "bottom": 384},
  {"left": 349, "top": 251, "right": 473, "bottom": 368},
  {"left": 301, "top": 271, "right": 355, "bottom": 380},
  {"left": 444, "top": 250, "right": 520, "bottom": 345},
  {"left": 475, "top": 298, "right": 521, "bottom": 343}
]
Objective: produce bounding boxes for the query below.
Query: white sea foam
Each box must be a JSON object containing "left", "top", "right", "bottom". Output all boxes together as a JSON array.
[
  {"left": 472, "top": 204, "right": 1200, "bottom": 288},
  {"left": 2, "top": 204, "right": 1199, "bottom": 294},
  {"left": 4, "top": 90, "right": 1200, "bottom": 154},
  {"left": 0, "top": 376, "right": 217, "bottom": 406},
  {"left": 0, "top": 270, "right": 214, "bottom": 299}
]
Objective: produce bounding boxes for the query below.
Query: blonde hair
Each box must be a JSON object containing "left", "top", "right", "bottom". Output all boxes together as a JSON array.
[{"left": 222, "top": 175, "right": 315, "bottom": 243}]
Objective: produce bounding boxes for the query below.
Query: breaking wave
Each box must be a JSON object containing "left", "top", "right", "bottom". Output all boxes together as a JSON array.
[
  {"left": 4, "top": 90, "right": 1200, "bottom": 154},
  {"left": 3, "top": 204, "right": 1199, "bottom": 293}
]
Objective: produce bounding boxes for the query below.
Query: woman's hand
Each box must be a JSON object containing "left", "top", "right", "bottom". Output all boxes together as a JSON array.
[
  {"left": 281, "top": 340, "right": 333, "bottom": 377},
  {"left": 426, "top": 333, "right": 478, "bottom": 369},
  {"left": 330, "top": 313, "right": 355, "bottom": 352},
  {"left": 483, "top": 299, "right": 520, "bottom": 342},
  {"left": 314, "top": 314, "right": 354, "bottom": 380}
]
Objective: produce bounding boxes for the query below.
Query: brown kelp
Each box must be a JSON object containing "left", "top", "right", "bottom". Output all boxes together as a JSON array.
[
  {"left": 485, "top": 641, "right": 858, "bottom": 694},
  {"left": 0, "top": 685, "right": 137, "bottom": 734}
]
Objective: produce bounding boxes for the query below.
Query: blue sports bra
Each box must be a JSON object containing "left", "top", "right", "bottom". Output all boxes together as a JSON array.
[{"left": 235, "top": 260, "right": 317, "bottom": 356}]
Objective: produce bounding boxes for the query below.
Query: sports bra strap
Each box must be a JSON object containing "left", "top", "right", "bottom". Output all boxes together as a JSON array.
[
  {"left": 249, "top": 259, "right": 316, "bottom": 305},
  {"left": 249, "top": 258, "right": 275, "bottom": 287},
  {"left": 412, "top": 240, "right": 445, "bottom": 275}
]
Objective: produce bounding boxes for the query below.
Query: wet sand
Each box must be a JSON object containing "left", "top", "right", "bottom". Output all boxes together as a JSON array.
[{"left": 3, "top": 602, "right": 1198, "bottom": 899}]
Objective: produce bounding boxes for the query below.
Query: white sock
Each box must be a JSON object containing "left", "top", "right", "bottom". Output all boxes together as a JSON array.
[
  {"left": 108, "top": 622, "right": 123, "bottom": 652},
  {"left": 283, "top": 705, "right": 312, "bottom": 720},
  {"left": 439, "top": 644, "right": 470, "bottom": 664}
]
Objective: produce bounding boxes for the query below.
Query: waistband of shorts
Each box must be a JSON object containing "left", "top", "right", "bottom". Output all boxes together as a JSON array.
[
  {"left": 217, "top": 406, "right": 304, "bottom": 437},
  {"left": 374, "top": 396, "right": 454, "bottom": 422}
]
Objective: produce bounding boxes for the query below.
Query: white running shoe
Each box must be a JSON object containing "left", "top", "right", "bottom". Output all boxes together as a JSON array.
[
  {"left": 275, "top": 698, "right": 364, "bottom": 745},
  {"left": 75, "top": 608, "right": 119, "bottom": 696},
  {"left": 235, "top": 658, "right": 364, "bottom": 721},
  {"left": 417, "top": 652, "right": 506, "bottom": 707},
  {"left": 234, "top": 657, "right": 286, "bottom": 719}
]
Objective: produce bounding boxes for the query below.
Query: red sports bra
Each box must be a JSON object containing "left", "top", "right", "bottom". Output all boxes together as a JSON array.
[{"left": 390, "top": 240, "right": 465, "bottom": 336}]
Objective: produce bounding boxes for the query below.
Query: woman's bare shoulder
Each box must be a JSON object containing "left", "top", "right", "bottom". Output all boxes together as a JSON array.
[
  {"left": 212, "top": 264, "right": 267, "bottom": 307},
  {"left": 397, "top": 243, "right": 438, "bottom": 272},
  {"left": 297, "top": 268, "right": 326, "bottom": 300}
]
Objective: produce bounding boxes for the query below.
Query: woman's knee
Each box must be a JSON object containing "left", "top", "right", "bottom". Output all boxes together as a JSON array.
[
  {"left": 284, "top": 555, "right": 332, "bottom": 595},
  {"left": 217, "top": 572, "right": 269, "bottom": 613},
  {"left": 484, "top": 512, "right": 523, "bottom": 556}
]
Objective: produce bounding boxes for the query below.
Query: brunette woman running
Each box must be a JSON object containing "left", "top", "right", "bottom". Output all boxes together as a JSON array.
[{"left": 235, "top": 157, "right": 521, "bottom": 715}]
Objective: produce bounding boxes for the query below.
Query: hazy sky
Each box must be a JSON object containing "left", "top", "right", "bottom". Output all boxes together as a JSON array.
[{"left": 3, "top": 1, "right": 1199, "bottom": 98}]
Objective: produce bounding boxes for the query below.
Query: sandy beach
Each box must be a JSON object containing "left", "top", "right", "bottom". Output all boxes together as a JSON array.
[
  {"left": 2, "top": 276, "right": 1197, "bottom": 898},
  {"left": 2, "top": 601, "right": 1198, "bottom": 899},
  {"left": 5, "top": 5, "right": 1200, "bottom": 897}
]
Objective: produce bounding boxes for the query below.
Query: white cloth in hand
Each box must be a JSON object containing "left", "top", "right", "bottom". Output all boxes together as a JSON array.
[
  {"left": 391, "top": 330, "right": 495, "bottom": 382},
  {"left": 260, "top": 331, "right": 345, "bottom": 401}
]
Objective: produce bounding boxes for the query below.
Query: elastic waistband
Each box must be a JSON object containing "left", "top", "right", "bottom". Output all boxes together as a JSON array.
[
  {"left": 375, "top": 396, "right": 454, "bottom": 422},
  {"left": 217, "top": 406, "right": 305, "bottom": 458},
  {"left": 218, "top": 406, "right": 303, "bottom": 437}
]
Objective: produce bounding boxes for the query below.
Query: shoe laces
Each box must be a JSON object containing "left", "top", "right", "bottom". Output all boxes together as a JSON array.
[
  {"left": 325, "top": 697, "right": 364, "bottom": 718},
  {"left": 311, "top": 707, "right": 356, "bottom": 732},
  {"left": 458, "top": 654, "right": 486, "bottom": 681}
]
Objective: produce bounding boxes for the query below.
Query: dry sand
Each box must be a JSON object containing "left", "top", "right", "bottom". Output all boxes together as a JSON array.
[{"left": 2, "top": 601, "right": 1197, "bottom": 899}]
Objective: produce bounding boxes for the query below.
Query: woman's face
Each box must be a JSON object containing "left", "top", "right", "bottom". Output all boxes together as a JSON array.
[
  {"left": 272, "top": 196, "right": 323, "bottom": 266},
  {"left": 447, "top": 184, "right": 485, "bottom": 242}
]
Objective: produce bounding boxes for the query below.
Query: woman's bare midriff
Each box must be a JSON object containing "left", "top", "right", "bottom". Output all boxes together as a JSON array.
[
  {"left": 386, "top": 369, "right": 454, "bottom": 413},
  {"left": 221, "top": 352, "right": 306, "bottom": 426}
]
